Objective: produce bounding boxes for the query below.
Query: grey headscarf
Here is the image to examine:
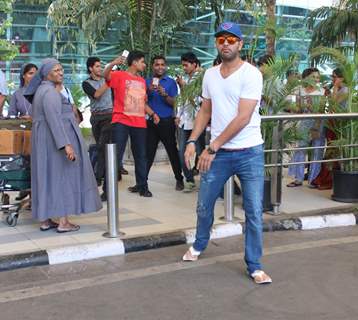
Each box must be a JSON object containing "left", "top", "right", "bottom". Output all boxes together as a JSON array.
[{"left": 24, "top": 58, "right": 60, "bottom": 103}]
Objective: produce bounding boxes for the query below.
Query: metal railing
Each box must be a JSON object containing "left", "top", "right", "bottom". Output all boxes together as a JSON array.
[{"left": 223, "top": 113, "right": 358, "bottom": 219}]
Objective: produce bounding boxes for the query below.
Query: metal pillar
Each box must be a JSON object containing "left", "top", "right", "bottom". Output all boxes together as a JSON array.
[
  {"left": 103, "top": 144, "right": 124, "bottom": 238},
  {"left": 221, "top": 176, "right": 238, "bottom": 222},
  {"left": 270, "top": 120, "right": 284, "bottom": 215}
]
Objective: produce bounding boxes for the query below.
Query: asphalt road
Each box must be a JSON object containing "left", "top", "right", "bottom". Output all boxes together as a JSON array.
[{"left": 1, "top": 227, "right": 358, "bottom": 320}]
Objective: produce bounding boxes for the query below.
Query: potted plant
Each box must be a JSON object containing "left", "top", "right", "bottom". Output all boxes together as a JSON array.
[{"left": 311, "top": 47, "right": 358, "bottom": 202}]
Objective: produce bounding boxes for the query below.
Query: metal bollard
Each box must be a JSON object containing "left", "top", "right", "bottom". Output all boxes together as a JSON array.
[
  {"left": 103, "top": 144, "right": 124, "bottom": 238},
  {"left": 222, "top": 176, "right": 238, "bottom": 222},
  {"left": 270, "top": 120, "right": 283, "bottom": 215}
]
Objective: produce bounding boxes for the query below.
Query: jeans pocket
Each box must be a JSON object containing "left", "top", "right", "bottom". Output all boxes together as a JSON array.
[{"left": 248, "top": 144, "right": 264, "bottom": 155}]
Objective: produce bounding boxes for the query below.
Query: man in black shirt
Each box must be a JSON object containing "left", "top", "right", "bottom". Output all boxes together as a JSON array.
[{"left": 82, "top": 57, "right": 127, "bottom": 201}]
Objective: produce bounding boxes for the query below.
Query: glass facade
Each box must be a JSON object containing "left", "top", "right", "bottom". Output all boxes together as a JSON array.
[{"left": 1, "top": 1, "right": 315, "bottom": 88}]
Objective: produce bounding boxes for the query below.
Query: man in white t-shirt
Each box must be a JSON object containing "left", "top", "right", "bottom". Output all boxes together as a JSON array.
[
  {"left": 182, "top": 22, "right": 272, "bottom": 284},
  {"left": 0, "top": 69, "right": 8, "bottom": 117}
]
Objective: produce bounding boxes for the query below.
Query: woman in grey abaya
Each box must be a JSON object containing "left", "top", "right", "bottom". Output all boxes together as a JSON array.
[{"left": 25, "top": 58, "right": 102, "bottom": 232}]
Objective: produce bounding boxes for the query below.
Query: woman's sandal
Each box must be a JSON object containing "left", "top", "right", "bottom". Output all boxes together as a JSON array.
[
  {"left": 56, "top": 224, "right": 80, "bottom": 233},
  {"left": 250, "top": 270, "right": 272, "bottom": 284},
  {"left": 286, "top": 181, "right": 303, "bottom": 187},
  {"left": 40, "top": 219, "right": 59, "bottom": 231},
  {"left": 182, "top": 246, "right": 201, "bottom": 261}
]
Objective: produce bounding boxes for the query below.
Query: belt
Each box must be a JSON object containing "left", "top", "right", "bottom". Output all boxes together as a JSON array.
[
  {"left": 220, "top": 148, "right": 246, "bottom": 152},
  {"left": 92, "top": 110, "right": 112, "bottom": 115}
]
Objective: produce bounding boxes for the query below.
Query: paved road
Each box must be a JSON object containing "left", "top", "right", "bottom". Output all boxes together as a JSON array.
[{"left": 1, "top": 227, "right": 358, "bottom": 320}]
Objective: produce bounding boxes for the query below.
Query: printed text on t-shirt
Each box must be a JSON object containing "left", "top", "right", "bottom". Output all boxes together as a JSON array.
[{"left": 124, "top": 80, "right": 146, "bottom": 117}]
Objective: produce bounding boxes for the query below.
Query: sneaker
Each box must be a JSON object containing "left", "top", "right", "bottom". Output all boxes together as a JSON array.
[
  {"left": 120, "top": 167, "right": 129, "bottom": 175},
  {"left": 139, "top": 188, "right": 153, "bottom": 197},
  {"left": 183, "top": 181, "right": 196, "bottom": 193},
  {"left": 100, "top": 192, "right": 107, "bottom": 202},
  {"left": 128, "top": 185, "right": 140, "bottom": 193},
  {"left": 175, "top": 180, "right": 184, "bottom": 191}
]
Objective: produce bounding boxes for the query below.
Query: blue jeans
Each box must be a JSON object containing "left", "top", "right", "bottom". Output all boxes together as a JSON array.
[
  {"left": 193, "top": 144, "right": 264, "bottom": 274},
  {"left": 178, "top": 128, "right": 206, "bottom": 183},
  {"left": 112, "top": 123, "right": 148, "bottom": 189}
]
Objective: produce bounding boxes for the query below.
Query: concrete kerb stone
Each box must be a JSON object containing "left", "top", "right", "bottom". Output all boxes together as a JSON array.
[
  {"left": 0, "top": 250, "right": 48, "bottom": 272},
  {"left": 0, "top": 213, "right": 358, "bottom": 272}
]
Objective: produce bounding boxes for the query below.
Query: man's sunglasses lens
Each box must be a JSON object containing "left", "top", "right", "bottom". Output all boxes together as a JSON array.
[{"left": 216, "top": 36, "right": 238, "bottom": 45}]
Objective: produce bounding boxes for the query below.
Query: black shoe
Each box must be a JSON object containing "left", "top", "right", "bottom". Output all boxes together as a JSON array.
[
  {"left": 15, "top": 190, "right": 29, "bottom": 201},
  {"left": 120, "top": 167, "right": 129, "bottom": 175},
  {"left": 175, "top": 180, "right": 184, "bottom": 191},
  {"left": 128, "top": 185, "right": 140, "bottom": 193},
  {"left": 234, "top": 182, "right": 242, "bottom": 196},
  {"left": 100, "top": 192, "right": 107, "bottom": 202},
  {"left": 139, "top": 189, "right": 152, "bottom": 197},
  {"left": 118, "top": 172, "right": 122, "bottom": 181}
]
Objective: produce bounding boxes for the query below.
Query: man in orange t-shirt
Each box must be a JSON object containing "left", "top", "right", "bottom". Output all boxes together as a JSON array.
[{"left": 104, "top": 51, "right": 158, "bottom": 197}]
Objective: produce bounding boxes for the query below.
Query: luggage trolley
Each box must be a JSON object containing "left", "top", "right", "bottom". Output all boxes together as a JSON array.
[
  {"left": 0, "top": 155, "right": 31, "bottom": 226},
  {"left": 0, "top": 119, "right": 32, "bottom": 227}
]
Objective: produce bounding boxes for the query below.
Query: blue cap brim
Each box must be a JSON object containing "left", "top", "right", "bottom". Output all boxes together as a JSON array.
[{"left": 214, "top": 31, "right": 241, "bottom": 39}]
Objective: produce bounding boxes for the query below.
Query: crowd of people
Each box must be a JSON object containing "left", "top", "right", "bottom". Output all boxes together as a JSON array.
[
  {"left": 0, "top": 20, "right": 349, "bottom": 284},
  {"left": 284, "top": 67, "right": 348, "bottom": 190}
]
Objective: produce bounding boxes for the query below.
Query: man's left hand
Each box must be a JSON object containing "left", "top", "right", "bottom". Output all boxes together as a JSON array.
[
  {"left": 157, "top": 85, "right": 167, "bottom": 97},
  {"left": 153, "top": 113, "right": 160, "bottom": 124},
  {"left": 197, "top": 148, "right": 216, "bottom": 172}
]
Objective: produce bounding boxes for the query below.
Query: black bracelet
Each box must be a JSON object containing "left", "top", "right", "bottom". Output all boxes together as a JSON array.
[{"left": 185, "top": 139, "right": 196, "bottom": 145}]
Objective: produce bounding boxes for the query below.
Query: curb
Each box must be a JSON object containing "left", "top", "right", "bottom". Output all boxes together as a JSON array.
[{"left": 1, "top": 212, "right": 357, "bottom": 272}]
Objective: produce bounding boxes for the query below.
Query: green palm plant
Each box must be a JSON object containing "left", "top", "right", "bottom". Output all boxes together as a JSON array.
[
  {"left": 39, "top": 0, "right": 190, "bottom": 70},
  {"left": 307, "top": 0, "right": 358, "bottom": 56},
  {"left": 0, "top": 0, "right": 18, "bottom": 60},
  {"left": 310, "top": 46, "right": 358, "bottom": 172},
  {"left": 260, "top": 55, "right": 303, "bottom": 174}
]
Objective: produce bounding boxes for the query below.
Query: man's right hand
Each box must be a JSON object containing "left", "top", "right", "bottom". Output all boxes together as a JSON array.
[
  {"left": 174, "top": 117, "right": 180, "bottom": 127},
  {"left": 112, "top": 56, "right": 126, "bottom": 66},
  {"left": 184, "top": 143, "right": 196, "bottom": 169}
]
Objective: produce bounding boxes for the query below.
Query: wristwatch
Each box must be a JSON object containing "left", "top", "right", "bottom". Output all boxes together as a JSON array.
[{"left": 207, "top": 146, "right": 216, "bottom": 155}]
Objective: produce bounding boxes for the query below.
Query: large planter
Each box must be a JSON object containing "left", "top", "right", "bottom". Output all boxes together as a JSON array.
[
  {"left": 263, "top": 176, "right": 273, "bottom": 211},
  {"left": 332, "top": 170, "right": 358, "bottom": 203}
]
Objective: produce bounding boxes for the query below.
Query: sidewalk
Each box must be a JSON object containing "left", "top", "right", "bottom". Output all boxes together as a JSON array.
[{"left": 0, "top": 164, "right": 356, "bottom": 268}]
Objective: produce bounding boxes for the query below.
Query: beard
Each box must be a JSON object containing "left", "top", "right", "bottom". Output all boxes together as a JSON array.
[{"left": 219, "top": 50, "right": 240, "bottom": 62}]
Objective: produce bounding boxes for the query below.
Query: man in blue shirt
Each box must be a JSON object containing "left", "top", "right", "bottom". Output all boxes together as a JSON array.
[{"left": 146, "top": 55, "right": 184, "bottom": 190}]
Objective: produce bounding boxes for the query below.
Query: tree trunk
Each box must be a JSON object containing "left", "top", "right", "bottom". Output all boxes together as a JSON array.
[
  {"left": 147, "top": 1, "right": 158, "bottom": 75},
  {"left": 265, "top": 0, "right": 276, "bottom": 56}
]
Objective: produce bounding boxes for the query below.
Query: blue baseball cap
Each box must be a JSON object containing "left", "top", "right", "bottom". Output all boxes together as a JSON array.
[{"left": 215, "top": 22, "right": 243, "bottom": 39}]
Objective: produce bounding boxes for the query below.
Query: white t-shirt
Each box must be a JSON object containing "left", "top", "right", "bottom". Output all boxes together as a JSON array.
[
  {"left": 0, "top": 70, "right": 8, "bottom": 96},
  {"left": 202, "top": 62, "right": 263, "bottom": 149},
  {"left": 60, "top": 86, "right": 74, "bottom": 105}
]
